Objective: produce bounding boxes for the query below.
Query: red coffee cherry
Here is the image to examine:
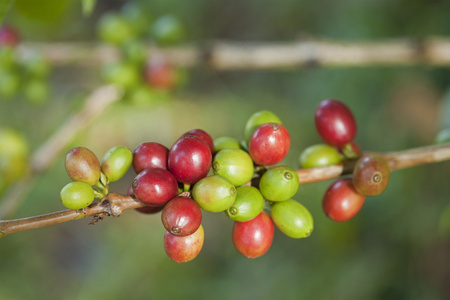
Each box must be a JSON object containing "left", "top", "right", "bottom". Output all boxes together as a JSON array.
[
  {"left": 161, "top": 196, "right": 202, "bottom": 236},
  {"left": 128, "top": 186, "right": 165, "bottom": 214},
  {"left": 144, "top": 56, "right": 177, "bottom": 91},
  {"left": 352, "top": 154, "right": 390, "bottom": 196},
  {"left": 132, "top": 168, "right": 178, "bottom": 206},
  {"left": 322, "top": 178, "right": 366, "bottom": 222},
  {"left": 232, "top": 211, "right": 274, "bottom": 259},
  {"left": 182, "top": 129, "right": 214, "bottom": 154},
  {"left": 248, "top": 123, "right": 290, "bottom": 166},
  {"left": 132, "top": 142, "right": 169, "bottom": 173},
  {"left": 0, "top": 25, "right": 20, "bottom": 48},
  {"left": 315, "top": 99, "right": 357, "bottom": 147},
  {"left": 168, "top": 135, "right": 212, "bottom": 185},
  {"left": 164, "top": 225, "right": 204, "bottom": 263}
]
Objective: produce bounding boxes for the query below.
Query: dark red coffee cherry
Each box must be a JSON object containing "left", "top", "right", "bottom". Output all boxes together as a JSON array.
[
  {"left": 232, "top": 211, "right": 274, "bottom": 259},
  {"left": 161, "top": 196, "right": 202, "bottom": 236},
  {"left": 0, "top": 25, "right": 20, "bottom": 48},
  {"left": 132, "top": 168, "right": 178, "bottom": 206},
  {"left": 353, "top": 154, "right": 390, "bottom": 196},
  {"left": 168, "top": 135, "right": 212, "bottom": 185},
  {"left": 322, "top": 178, "right": 366, "bottom": 222},
  {"left": 164, "top": 225, "right": 204, "bottom": 263},
  {"left": 132, "top": 142, "right": 169, "bottom": 173},
  {"left": 315, "top": 99, "right": 357, "bottom": 147},
  {"left": 182, "top": 129, "right": 214, "bottom": 154},
  {"left": 248, "top": 123, "right": 290, "bottom": 166},
  {"left": 128, "top": 185, "right": 165, "bottom": 214}
]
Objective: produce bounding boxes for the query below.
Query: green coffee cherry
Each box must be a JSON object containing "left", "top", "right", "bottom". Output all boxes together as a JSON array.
[
  {"left": 213, "top": 136, "right": 241, "bottom": 154},
  {"left": 121, "top": 2, "right": 152, "bottom": 35},
  {"left": 65, "top": 147, "right": 101, "bottom": 186},
  {"left": 299, "top": 144, "right": 343, "bottom": 168},
  {"left": 271, "top": 199, "right": 313, "bottom": 238},
  {"left": 102, "top": 62, "right": 141, "bottom": 90},
  {"left": 150, "top": 15, "right": 184, "bottom": 45},
  {"left": 24, "top": 78, "right": 49, "bottom": 105},
  {"left": 97, "top": 13, "right": 135, "bottom": 45},
  {"left": 192, "top": 175, "right": 236, "bottom": 212},
  {"left": 259, "top": 166, "right": 299, "bottom": 202},
  {"left": 244, "top": 110, "right": 282, "bottom": 144},
  {"left": 101, "top": 146, "right": 132, "bottom": 182},
  {"left": 225, "top": 186, "right": 265, "bottom": 222},
  {"left": 60, "top": 181, "right": 95, "bottom": 210},
  {"left": 213, "top": 149, "right": 254, "bottom": 186}
]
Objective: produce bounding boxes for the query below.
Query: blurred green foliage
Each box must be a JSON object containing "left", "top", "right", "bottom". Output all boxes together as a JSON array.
[{"left": 1, "top": 0, "right": 450, "bottom": 299}]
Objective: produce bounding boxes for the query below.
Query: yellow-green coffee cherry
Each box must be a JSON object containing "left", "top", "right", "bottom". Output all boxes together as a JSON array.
[
  {"left": 299, "top": 144, "right": 342, "bottom": 168},
  {"left": 259, "top": 166, "right": 299, "bottom": 202},
  {"left": 213, "top": 136, "right": 241, "bottom": 154},
  {"left": 101, "top": 146, "right": 133, "bottom": 182},
  {"left": 60, "top": 181, "right": 95, "bottom": 210},
  {"left": 271, "top": 199, "right": 313, "bottom": 238},
  {"left": 192, "top": 175, "right": 236, "bottom": 212},
  {"left": 213, "top": 148, "right": 254, "bottom": 186},
  {"left": 225, "top": 186, "right": 265, "bottom": 222}
]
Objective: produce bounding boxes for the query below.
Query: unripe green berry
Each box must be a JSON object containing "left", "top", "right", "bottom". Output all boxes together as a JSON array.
[
  {"left": 213, "top": 148, "right": 254, "bottom": 186},
  {"left": 299, "top": 144, "right": 342, "bottom": 168},
  {"left": 259, "top": 166, "right": 299, "bottom": 202},
  {"left": 60, "top": 181, "right": 95, "bottom": 210},
  {"left": 225, "top": 186, "right": 265, "bottom": 222},
  {"left": 213, "top": 136, "right": 241, "bottom": 153},
  {"left": 101, "top": 146, "right": 133, "bottom": 182},
  {"left": 271, "top": 199, "right": 313, "bottom": 238},
  {"left": 192, "top": 175, "right": 236, "bottom": 212}
]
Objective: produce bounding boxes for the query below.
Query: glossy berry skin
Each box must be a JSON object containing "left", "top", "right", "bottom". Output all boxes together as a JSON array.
[
  {"left": 128, "top": 186, "right": 165, "bottom": 214},
  {"left": 259, "top": 166, "right": 299, "bottom": 202},
  {"left": 182, "top": 129, "right": 214, "bottom": 154},
  {"left": 132, "top": 142, "right": 169, "bottom": 173},
  {"left": 322, "top": 178, "right": 366, "bottom": 222},
  {"left": 213, "top": 148, "right": 254, "bottom": 186},
  {"left": 353, "top": 154, "right": 390, "bottom": 196},
  {"left": 299, "top": 144, "right": 342, "bottom": 168},
  {"left": 315, "top": 99, "right": 357, "bottom": 147},
  {"left": 162, "top": 196, "right": 202, "bottom": 236},
  {"left": 132, "top": 168, "right": 178, "bottom": 206},
  {"left": 0, "top": 25, "right": 20, "bottom": 48},
  {"left": 192, "top": 175, "right": 236, "bottom": 212},
  {"left": 248, "top": 123, "right": 290, "bottom": 166},
  {"left": 101, "top": 146, "right": 133, "bottom": 182},
  {"left": 168, "top": 135, "right": 212, "bottom": 185},
  {"left": 213, "top": 136, "right": 241, "bottom": 154},
  {"left": 60, "top": 182, "right": 95, "bottom": 210},
  {"left": 226, "top": 186, "right": 265, "bottom": 222},
  {"left": 244, "top": 110, "right": 282, "bottom": 144},
  {"left": 65, "top": 147, "right": 101, "bottom": 186},
  {"left": 271, "top": 199, "right": 313, "bottom": 238},
  {"left": 232, "top": 211, "right": 274, "bottom": 259},
  {"left": 164, "top": 225, "right": 204, "bottom": 263}
]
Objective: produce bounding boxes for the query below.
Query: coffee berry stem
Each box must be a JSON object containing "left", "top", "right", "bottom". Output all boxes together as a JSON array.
[{"left": 0, "top": 143, "right": 449, "bottom": 238}]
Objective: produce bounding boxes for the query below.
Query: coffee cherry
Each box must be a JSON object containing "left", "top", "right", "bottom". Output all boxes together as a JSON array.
[
  {"left": 322, "top": 178, "right": 366, "bottom": 222},
  {"left": 338, "top": 141, "right": 361, "bottom": 160},
  {"left": 232, "top": 211, "right": 274, "bottom": 259},
  {"left": 164, "top": 225, "right": 204, "bottom": 263},
  {"left": 161, "top": 196, "right": 202, "bottom": 236},
  {"left": 132, "top": 168, "right": 178, "bottom": 206},
  {"left": 244, "top": 110, "right": 282, "bottom": 144},
  {"left": 121, "top": 39, "right": 147, "bottom": 65},
  {"left": 225, "top": 186, "right": 265, "bottom": 222},
  {"left": 352, "top": 154, "right": 390, "bottom": 196},
  {"left": 132, "top": 142, "right": 169, "bottom": 173},
  {"left": 0, "top": 25, "right": 20, "bottom": 48},
  {"left": 259, "top": 166, "right": 299, "bottom": 202},
  {"left": 249, "top": 123, "right": 290, "bottom": 166},
  {"left": 299, "top": 144, "right": 343, "bottom": 168},
  {"left": 315, "top": 99, "right": 357, "bottom": 147},
  {"left": 271, "top": 199, "right": 313, "bottom": 238},
  {"left": 213, "top": 136, "right": 241, "bottom": 153},
  {"left": 168, "top": 135, "right": 212, "bottom": 185},
  {"left": 150, "top": 15, "right": 185, "bottom": 45},
  {"left": 213, "top": 149, "right": 254, "bottom": 186},
  {"left": 97, "top": 13, "right": 135, "bottom": 45},
  {"left": 192, "top": 175, "right": 236, "bottom": 212},
  {"left": 144, "top": 56, "right": 178, "bottom": 91},
  {"left": 60, "top": 182, "right": 95, "bottom": 210},
  {"left": 65, "top": 147, "right": 101, "bottom": 186},
  {"left": 182, "top": 129, "right": 214, "bottom": 154},
  {"left": 101, "top": 146, "right": 132, "bottom": 182},
  {"left": 120, "top": 2, "right": 151, "bottom": 35},
  {"left": 128, "top": 186, "right": 165, "bottom": 214},
  {"left": 23, "top": 78, "right": 49, "bottom": 105},
  {"left": 102, "top": 62, "right": 141, "bottom": 89}
]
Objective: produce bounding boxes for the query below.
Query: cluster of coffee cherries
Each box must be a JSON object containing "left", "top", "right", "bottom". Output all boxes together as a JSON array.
[
  {"left": 97, "top": 2, "right": 186, "bottom": 105},
  {"left": 0, "top": 24, "right": 51, "bottom": 104},
  {"left": 299, "top": 99, "right": 390, "bottom": 222}
]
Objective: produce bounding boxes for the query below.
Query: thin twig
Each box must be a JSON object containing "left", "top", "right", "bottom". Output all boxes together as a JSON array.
[
  {"left": 0, "top": 85, "right": 123, "bottom": 220},
  {"left": 17, "top": 38, "right": 450, "bottom": 70},
  {"left": 1, "top": 143, "right": 450, "bottom": 238}
]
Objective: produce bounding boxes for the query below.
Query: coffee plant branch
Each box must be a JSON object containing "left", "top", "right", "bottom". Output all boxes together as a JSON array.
[
  {"left": 17, "top": 38, "right": 450, "bottom": 70},
  {"left": 1, "top": 142, "right": 449, "bottom": 238}
]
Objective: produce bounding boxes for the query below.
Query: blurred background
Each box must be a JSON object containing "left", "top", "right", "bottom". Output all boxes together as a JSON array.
[{"left": 1, "top": 0, "right": 450, "bottom": 299}]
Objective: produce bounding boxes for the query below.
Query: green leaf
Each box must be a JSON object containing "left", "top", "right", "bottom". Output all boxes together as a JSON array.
[
  {"left": 82, "top": 0, "right": 96, "bottom": 16},
  {"left": 0, "top": 0, "right": 14, "bottom": 25}
]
